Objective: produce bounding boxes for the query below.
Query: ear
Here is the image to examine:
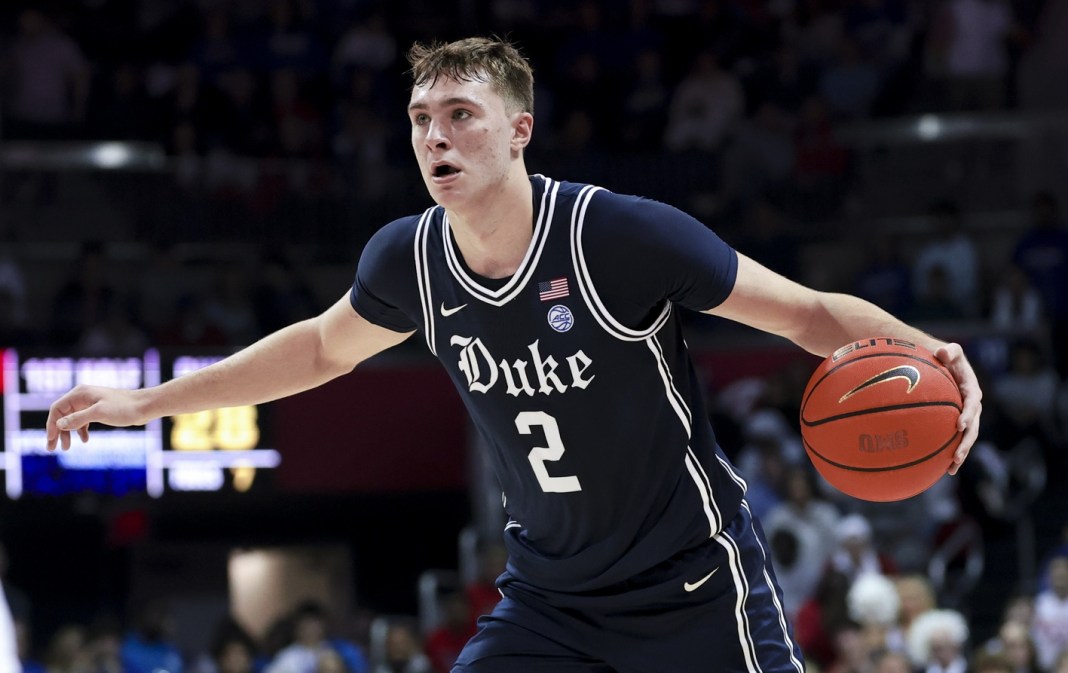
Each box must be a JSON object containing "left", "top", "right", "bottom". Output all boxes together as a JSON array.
[{"left": 511, "top": 111, "right": 533, "bottom": 152}]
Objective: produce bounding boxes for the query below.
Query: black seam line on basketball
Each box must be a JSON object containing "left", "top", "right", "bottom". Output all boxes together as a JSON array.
[
  {"left": 802, "top": 352, "right": 956, "bottom": 412},
  {"left": 800, "top": 400, "right": 962, "bottom": 427},
  {"left": 803, "top": 431, "right": 960, "bottom": 473}
]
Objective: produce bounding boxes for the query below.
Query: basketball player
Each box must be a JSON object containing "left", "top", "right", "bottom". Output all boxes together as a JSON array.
[{"left": 47, "top": 38, "right": 982, "bottom": 673}]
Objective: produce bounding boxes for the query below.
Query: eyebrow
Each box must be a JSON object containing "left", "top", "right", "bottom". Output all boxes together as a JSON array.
[{"left": 407, "top": 96, "right": 482, "bottom": 112}]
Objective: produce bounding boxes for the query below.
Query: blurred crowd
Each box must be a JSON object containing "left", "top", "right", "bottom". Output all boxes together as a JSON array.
[
  {"left": 3, "top": 1, "right": 1068, "bottom": 673},
  {"left": 2, "top": 517, "right": 1067, "bottom": 673}
]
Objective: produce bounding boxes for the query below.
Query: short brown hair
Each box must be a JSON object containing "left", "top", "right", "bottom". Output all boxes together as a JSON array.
[{"left": 407, "top": 37, "right": 534, "bottom": 114}]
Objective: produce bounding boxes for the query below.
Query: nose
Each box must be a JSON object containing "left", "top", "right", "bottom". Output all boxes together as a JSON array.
[{"left": 425, "top": 119, "right": 450, "bottom": 150}]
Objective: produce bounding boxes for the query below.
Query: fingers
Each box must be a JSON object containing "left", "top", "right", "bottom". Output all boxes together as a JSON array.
[
  {"left": 46, "top": 387, "right": 98, "bottom": 452},
  {"left": 934, "top": 342, "right": 983, "bottom": 476},
  {"left": 948, "top": 404, "right": 981, "bottom": 476}
]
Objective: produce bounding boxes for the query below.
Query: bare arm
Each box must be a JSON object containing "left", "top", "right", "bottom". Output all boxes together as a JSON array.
[
  {"left": 46, "top": 294, "right": 413, "bottom": 450},
  {"left": 707, "top": 253, "right": 983, "bottom": 474}
]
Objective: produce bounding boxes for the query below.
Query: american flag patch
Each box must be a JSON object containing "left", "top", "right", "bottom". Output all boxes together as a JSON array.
[{"left": 538, "top": 277, "right": 569, "bottom": 301}]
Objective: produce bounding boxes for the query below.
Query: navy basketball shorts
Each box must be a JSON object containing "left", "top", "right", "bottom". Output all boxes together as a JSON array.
[{"left": 453, "top": 503, "right": 805, "bottom": 673}]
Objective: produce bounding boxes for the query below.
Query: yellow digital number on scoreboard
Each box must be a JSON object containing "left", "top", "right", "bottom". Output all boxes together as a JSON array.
[{"left": 171, "top": 406, "right": 261, "bottom": 491}]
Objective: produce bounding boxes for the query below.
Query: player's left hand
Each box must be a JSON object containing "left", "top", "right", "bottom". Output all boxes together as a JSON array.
[{"left": 934, "top": 342, "right": 982, "bottom": 476}]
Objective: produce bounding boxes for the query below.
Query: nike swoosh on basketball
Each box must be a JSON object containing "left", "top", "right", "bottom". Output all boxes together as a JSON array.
[
  {"left": 440, "top": 302, "right": 468, "bottom": 317},
  {"left": 838, "top": 365, "right": 921, "bottom": 403},
  {"left": 683, "top": 567, "right": 719, "bottom": 592}
]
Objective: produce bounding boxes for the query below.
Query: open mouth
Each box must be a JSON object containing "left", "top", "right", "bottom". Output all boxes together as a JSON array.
[{"left": 432, "top": 163, "right": 461, "bottom": 178}]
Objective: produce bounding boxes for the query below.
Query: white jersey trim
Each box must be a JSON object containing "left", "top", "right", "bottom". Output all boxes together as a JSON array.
[
  {"left": 413, "top": 207, "right": 437, "bottom": 355},
  {"left": 717, "top": 530, "right": 763, "bottom": 673},
  {"left": 442, "top": 177, "right": 559, "bottom": 307},
  {"left": 739, "top": 501, "right": 806, "bottom": 673},
  {"left": 644, "top": 335, "right": 725, "bottom": 537},
  {"left": 571, "top": 185, "right": 672, "bottom": 342}
]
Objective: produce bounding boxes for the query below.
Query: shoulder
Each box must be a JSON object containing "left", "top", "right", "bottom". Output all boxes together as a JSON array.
[
  {"left": 359, "top": 211, "right": 434, "bottom": 269},
  {"left": 559, "top": 181, "right": 696, "bottom": 240},
  {"left": 365, "top": 212, "right": 429, "bottom": 252}
]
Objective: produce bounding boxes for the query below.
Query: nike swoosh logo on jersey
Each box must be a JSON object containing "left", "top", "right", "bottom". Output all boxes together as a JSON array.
[
  {"left": 440, "top": 302, "right": 468, "bottom": 317},
  {"left": 683, "top": 567, "right": 719, "bottom": 592}
]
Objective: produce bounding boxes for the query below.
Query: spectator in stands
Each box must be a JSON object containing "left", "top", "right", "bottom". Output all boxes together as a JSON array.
[
  {"left": 1056, "top": 652, "right": 1068, "bottom": 673},
  {"left": 796, "top": 570, "right": 854, "bottom": 670},
  {"left": 818, "top": 36, "right": 881, "bottom": 120},
  {"left": 332, "top": 12, "right": 397, "bottom": 76},
  {"left": 46, "top": 624, "right": 92, "bottom": 673},
  {"left": 121, "top": 599, "right": 184, "bottom": 673},
  {"left": 266, "top": 601, "right": 368, "bottom": 673},
  {"left": 874, "top": 650, "right": 914, "bottom": 673},
  {"left": 155, "top": 293, "right": 229, "bottom": 348},
  {"left": 190, "top": 6, "right": 241, "bottom": 88},
  {"left": 423, "top": 592, "right": 474, "bottom": 673},
  {"left": 895, "top": 575, "right": 938, "bottom": 635},
  {"left": 829, "top": 514, "right": 899, "bottom": 582},
  {"left": 719, "top": 103, "right": 796, "bottom": 209},
  {"left": 49, "top": 242, "right": 117, "bottom": 348},
  {"left": 849, "top": 572, "right": 905, "bottom": 656},
  {"left": 764, "top": 466, "right": 842, "bottom": 620},
  {"left": 912, "top": 201, "right": 981, "bottom": 319},
  {"left": 252, "top": 251, "right": 319, "bottom": 336},
  {"left": 2, "top": 8, "right": 90, "bottom": 139},
  {"left": 374, "top": 620, "right": 430, "bottom": 673},
  {"left": 853, "top": 233, "right": 914, "bottom": 319},
  {"left": 974, "top": 651, "right": 1017, "bottom": 673},
  {"left": 664, "top": 49, "right": 744, "bottom": 153},
  {"left": 85, "top": 615, "right": 124, "bottom": 673},
  {"left": 619, "top": 47, "right": 670, "bottom": 151},
  {"left": 827, "top": 620, "right": 875, "bottom": 673},
  {"left": 990, "top": 263, "right": 1046, "bottom": 334},
  {"left": 792, "top": 94, "right": 851, "bottom": 219},
  {"left": 1033, "top": 555, "right": 1068, "bottom": 672},
  {"left": 909, "top": 265, "right": 967, "bottom": 323},
  {"left": 906, "top": 609, "right": 970, "bottom": 673},
  {"left": 203, "top": 268, "right": 260, "bottom": 347},
  {"left": 0, "top": 253, "right": 28, "bottom": 330},
  {"left": 208, "top": 617, "right": 259, "bottom": 673},
  {"left": 991, "top": 338, "right": 1060, "bottom": 448},
  {"left": 981, "top": 620, "right": 1042, "bottom": 673},
  {"left": 733, "top": 409, "right": 799, "bottom": 520},
  {"left": 78, "top": 291, "right": 150, "bottom": 356},
  {"left": 316, "top": 648, "right": 350, "bottom": 673},
  {"left": 939, "top": 0, "right": 1014, "bottom": 110},
  {"left": 1012, "top": 192, "right": 1068, "bottom": 378},
  {"left": 89, "top": 64, "right": 154, "bottom": 141}
]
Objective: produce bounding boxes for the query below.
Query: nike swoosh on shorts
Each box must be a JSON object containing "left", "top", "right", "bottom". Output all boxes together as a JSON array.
[{"left": 683, "top": 567, "right": 719, "bottom": 592}]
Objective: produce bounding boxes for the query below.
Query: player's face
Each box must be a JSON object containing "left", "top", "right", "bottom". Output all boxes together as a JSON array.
[{"left": 408, "top": 74, "right": 531, "bottom": 209}]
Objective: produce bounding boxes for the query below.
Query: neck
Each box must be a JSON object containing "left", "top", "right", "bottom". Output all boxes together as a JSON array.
[{"left": 447, "top": 169, "right": 533, "bottom": 279}]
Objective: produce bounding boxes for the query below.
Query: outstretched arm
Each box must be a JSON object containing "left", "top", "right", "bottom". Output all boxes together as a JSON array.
[
  {"left": 707, "top": 253, "right": 982, "bottom": 475},
  {"left": 46, "top": 294, "right": 413, "bottom": 450}
]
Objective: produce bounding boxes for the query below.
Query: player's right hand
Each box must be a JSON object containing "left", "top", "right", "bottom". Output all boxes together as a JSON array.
[{"left": 46, "top": 385, "right": 148, "bottom": 452}]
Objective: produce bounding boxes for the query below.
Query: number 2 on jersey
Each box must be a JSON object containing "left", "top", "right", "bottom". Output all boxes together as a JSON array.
[{"left": 515, "top": 411, "right": 582, "bottom": 493}]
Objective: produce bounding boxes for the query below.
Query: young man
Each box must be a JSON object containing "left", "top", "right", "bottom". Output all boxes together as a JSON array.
[{"left": 48, "top": 38, "right": 983, "bottom": 673}]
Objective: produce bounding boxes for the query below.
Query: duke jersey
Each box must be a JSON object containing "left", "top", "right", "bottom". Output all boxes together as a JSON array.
[{"left": 351, "top": 175, "right": 749, "bottom": 594}]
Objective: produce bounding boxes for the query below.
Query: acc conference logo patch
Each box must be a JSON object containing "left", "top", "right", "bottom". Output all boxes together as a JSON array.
[{"left": 547, "top": 305, "right": 574, "bottom": 333}]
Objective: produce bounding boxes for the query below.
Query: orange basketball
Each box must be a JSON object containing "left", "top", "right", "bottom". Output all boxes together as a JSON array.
[{"left": 799, "top": 337, "right": 962, "bottom": 502}]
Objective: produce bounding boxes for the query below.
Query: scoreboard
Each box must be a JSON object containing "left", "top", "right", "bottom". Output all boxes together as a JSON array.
[{"left": 0, "top": 348, "right": 279, "bottom": 498}]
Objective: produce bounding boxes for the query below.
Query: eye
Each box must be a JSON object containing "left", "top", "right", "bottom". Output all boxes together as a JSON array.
[
  {"left": 453, "top": 109, "right": 472, "bottom": 121},
  {"left": 413, "top": 113, "right": 429, "bottom": 126}
]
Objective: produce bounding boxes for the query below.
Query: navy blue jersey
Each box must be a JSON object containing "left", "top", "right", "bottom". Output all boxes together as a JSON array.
[{"left": 351, "top": 176, "right": 749, "bottom": 593}]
